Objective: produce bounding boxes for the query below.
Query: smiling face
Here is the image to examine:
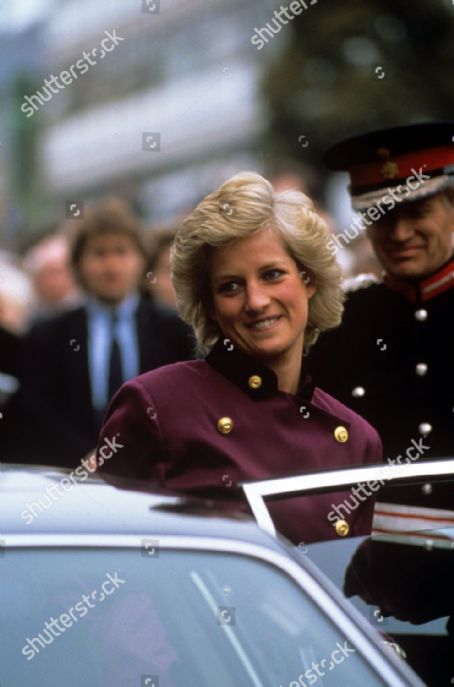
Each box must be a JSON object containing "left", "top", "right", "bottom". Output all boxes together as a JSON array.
[
  {"left": 367, "top": 192, "right": 454, "bottom": 280},
  {"left": 209, "top": 227, "right": 316, "bottom": 379}
]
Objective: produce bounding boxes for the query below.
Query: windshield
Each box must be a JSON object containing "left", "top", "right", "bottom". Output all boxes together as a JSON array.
[{"left": 0, "top": 546, "right": 388, "bottom": 686}]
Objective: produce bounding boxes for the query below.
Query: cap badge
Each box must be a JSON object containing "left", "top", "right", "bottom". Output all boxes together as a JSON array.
[{"left": 377, "top": 148, "right": 400, "bottom": 180}]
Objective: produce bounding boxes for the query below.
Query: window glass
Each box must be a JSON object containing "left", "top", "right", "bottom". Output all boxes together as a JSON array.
[{"left": 0, "top": 547, "right": 388, "bottom": 686}]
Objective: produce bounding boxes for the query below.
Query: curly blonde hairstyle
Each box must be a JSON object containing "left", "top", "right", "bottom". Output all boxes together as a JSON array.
[{"left": 172, "top": 171, "right": 344, "bottom": 355}]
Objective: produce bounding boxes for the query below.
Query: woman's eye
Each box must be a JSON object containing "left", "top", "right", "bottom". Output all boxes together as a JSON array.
[
  {"left": 218, "top": 281, "right": 241, "bottom": 294},
  {"left": 263, "top": 269, "right": 284, "bottom": 281}
]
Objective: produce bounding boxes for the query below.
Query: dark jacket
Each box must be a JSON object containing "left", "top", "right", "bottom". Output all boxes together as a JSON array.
[
  {"left": 0, "top": 325, "right": 20, "bottom": 378},
  {"left": 97, "top": 339, "right": 382, "bottom": 544},
  {"left": 307, "top": 260, "right": 454, "bottom": 460},
  {"left": 0, "top": 326, "right": 21, "bottom": 461},
  {"left": 307, "top": 259, "right": 454, "bottom": 509},
  {"left": 16, "top": 297, "right": 194, "bottom": 467}
]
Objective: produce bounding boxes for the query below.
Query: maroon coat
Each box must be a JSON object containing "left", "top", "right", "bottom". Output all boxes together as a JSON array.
[{"left": 97, "top": 340, "right": 382, "bottom": 544}]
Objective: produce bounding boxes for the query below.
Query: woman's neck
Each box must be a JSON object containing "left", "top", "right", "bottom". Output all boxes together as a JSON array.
[{"left": 267, "top": 354, "right": 302, "bottom": 395}]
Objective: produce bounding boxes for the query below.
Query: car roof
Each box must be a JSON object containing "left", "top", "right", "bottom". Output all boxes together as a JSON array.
[{"left": 0, "top": 465, "right": 282, "bottom": 550}]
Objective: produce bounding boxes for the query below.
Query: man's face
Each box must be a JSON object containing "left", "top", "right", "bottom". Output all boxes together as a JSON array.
[
  {"left": 78, "top": 233, "right": 145, "bottom": 304},
  {"left": 367, "top": 193, "right": 454, "bottom": 280}
]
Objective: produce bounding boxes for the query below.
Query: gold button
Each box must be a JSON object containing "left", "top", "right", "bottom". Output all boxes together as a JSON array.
[
  {"left": 248, "top": 375, "right": 262, "bottom": 389},
  {"left": 334, "top": 519, "right": 350, "bottom": 537},
  {"left": 334, "top": 426, "right": 349, "bottom": 443},
  {"left": 217, "top": 417, "right": 234, "bottom": 434}
]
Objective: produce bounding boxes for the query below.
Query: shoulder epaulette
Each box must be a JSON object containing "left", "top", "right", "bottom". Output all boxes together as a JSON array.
[{"left": 342, "top": 273, "right": 380, "bottom": 293}]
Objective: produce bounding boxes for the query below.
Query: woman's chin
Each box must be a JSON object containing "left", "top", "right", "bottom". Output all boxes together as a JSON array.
[{"left": 247, "top": 341, "right": 286, "bottom": 362}]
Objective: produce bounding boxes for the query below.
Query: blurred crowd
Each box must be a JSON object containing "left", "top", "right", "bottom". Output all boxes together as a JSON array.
[{"left": 0, "top": 195, "right": 194, "bottom": 467}]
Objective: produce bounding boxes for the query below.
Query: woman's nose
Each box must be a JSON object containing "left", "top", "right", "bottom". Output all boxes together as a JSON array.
[{"left": 244, "top": 282, "right": 270, "bottom": 311}]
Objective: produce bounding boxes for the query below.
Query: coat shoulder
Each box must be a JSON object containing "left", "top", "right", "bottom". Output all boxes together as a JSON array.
[
  {"left": 343, "top": 272, "right": 380, "bottom": 294},
  {"left": 313, "top": 385, "right": 380, "bottom": 441},
  {"left": 340, "top": 280, "right": 391, "bottom": 330},
  {"left": 133, "top": 359, "right": 211, "bottom": 393},
  {"left": 31, "top": 305, "right": 85, "bottom": 329},
  {"left": 343, "top": 278, "right": 386, "bottom": 309},
  {"left": 27, "top": 306, "right": 86, "bottom": 344}
]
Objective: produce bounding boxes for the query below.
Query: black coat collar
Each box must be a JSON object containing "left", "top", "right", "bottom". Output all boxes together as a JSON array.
[{"left": 205, "top": 337, "right": 314, "bottom": 401}]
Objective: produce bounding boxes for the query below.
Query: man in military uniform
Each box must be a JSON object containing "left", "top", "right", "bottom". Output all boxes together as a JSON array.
[{"left": 307, "top": 122, "right": 454, "bottom": 507}]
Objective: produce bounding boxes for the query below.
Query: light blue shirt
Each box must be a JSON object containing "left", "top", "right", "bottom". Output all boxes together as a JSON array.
[{"left": 86, "top": 293, "right": 140, "bottom": 411}]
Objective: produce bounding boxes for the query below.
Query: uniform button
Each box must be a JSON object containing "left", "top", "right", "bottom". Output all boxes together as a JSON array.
[
  {"left": 334, "top": 426, "right": 349, "bottom": 443},
  {"left": 416, "top": 363, "right": 428, "bottom": 376},
  {"left": 421, "top": 483, "right": 433, "bottom": 495},
  {"left": 352, "top": 386, "right": 366, "bottom": 398},
  {"left": 334, "top": 519, "right": 350, "bottom": 537},
  {"left": 248, "top": 375, "right": 262, "bottom": 390},
  {"left": 415, "top": 308, "right": 428, "bottom": 321},
  {"left": 217, "top": 417, "right": 234, "bottom": 434},
  {"left": 419, "top": 422, "right": 432, "bottom": 436}
]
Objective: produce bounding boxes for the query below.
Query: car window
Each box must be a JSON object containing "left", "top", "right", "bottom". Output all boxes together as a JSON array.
[
  {"left": 0, "top": 547, "right": 389, "bottom": 686},
  {"left": 373, "top": 477, "right": 454, "bottom": 535},
  {"left": 305, "top": 530, "right": 454, "bottom": 687}
]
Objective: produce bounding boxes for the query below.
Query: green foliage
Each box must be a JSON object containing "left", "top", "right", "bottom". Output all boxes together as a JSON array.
[{"left": 261, "top": 0, "right": 454, "bottom": 165}]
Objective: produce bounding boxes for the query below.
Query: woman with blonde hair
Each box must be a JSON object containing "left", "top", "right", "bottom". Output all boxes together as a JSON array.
[{"left": 97, "top": 172, "right": 382, "bottom": 543}]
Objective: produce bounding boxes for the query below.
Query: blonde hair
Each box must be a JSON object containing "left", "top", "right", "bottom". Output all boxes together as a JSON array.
[{"left": 172, "top": 171, "right": 344, "bottom": 355}]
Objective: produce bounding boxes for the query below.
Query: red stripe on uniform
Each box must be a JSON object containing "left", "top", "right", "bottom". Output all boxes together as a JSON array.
[{"left": 374, "top": 509, "right": 454, "bottom": 524}]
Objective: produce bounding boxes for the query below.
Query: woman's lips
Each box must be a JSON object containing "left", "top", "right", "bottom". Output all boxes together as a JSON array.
[{"left": 245, "top": 315, "right": 282, "bottom": 331}]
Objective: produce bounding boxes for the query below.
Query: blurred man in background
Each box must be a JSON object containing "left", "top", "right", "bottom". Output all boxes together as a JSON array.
[
  {"left": 17, "top": 197, "right": 193, "bottom": 468},
  {"left": 23, "top": 233, "right": 81, "bottom": 324},
  {"left": 308, "top": 122, "right": 454, "bottom": 471}
]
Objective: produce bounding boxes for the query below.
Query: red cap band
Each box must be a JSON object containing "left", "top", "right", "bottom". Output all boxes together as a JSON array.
[{"left": 349, "top": 146, "right": 454, "bottom": 189}]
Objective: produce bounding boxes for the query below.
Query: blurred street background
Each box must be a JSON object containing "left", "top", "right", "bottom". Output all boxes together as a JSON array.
[{"left": 1, "top": 0, "right": 454, "bottom": 331}]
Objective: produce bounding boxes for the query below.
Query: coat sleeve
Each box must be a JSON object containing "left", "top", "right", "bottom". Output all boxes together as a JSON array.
[
  {"left": 350, "top": 428, "right": 384, "bottom": 537},
  {"left": 96, "top": 378, "right": 166, "bottom": 483}
]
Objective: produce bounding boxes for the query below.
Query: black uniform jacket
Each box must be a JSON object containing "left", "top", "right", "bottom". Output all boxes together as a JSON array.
[{"left": 307, "top": 257, "right": 454, "bottom": 507}]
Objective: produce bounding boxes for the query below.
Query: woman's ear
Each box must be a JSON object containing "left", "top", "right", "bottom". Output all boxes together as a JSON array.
[
  {"left": 299, "top": 268, "right": 311, "bottom": 285},
  {"left": 299, "top": 269, "right": 316, "bottom": 298},
  {"left": 306, "top": 283, "right": 317, "bottom": 299}
]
